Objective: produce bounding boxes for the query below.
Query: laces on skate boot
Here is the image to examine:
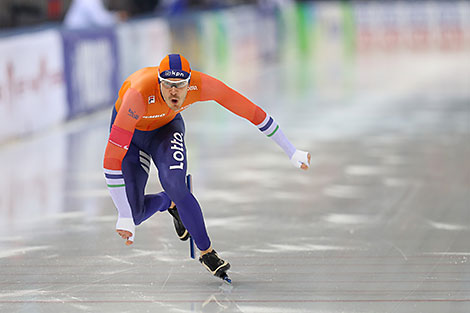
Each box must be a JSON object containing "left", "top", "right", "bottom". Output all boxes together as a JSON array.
[{"left": 199, "top": 250, "right": 231, "bottom": 283}]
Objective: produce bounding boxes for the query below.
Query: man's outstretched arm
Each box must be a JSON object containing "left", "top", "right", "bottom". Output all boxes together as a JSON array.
[
  {"left": 200, "top": 73, "right": 311, "bottom": 170},
  {"left": 103, "top": 88, "right": 146, "bottom": 245}
]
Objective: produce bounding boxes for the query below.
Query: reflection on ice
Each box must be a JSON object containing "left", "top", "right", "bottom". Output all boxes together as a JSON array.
[
  {"left": 324, "top": 213, "right": 374, "bottom": 225},
  {"left": 323, "top": 185, "right": 364, "bottom": 198},
  {"left": 0, "top": 245, "right": 51, "bottom": 259},
  {"left": 0, "top": 132, "right": 67, "bottom": 233},
  {"left": 253, "top": 243, "right": 359, "bottom": 253},
  {"left": 427, "top": 220, "right": 468, "bottom": 231}
]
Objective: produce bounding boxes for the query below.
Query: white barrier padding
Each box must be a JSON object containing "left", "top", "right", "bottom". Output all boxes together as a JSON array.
[
  {"left": 0, "top": 30, "right": 67, "bottom": 143},
  {"left": 117, "top": 18, "right": 171, "bottom": 81}
]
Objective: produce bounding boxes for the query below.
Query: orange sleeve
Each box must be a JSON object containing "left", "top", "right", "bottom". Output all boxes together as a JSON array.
[
  {"left": 103, "top": 88, "right": 146, "bottom": 170},
  {"left": 200, "top": 73, "right": 267, "bottom": 125}
]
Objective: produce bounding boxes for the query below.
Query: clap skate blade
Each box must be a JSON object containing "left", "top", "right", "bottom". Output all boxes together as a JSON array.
[
  {"left": 219, "top": 272, "right": 232, "bottom": 284},
  {"left": 214, "top": 266, "right": 231, "bottom": 284}
]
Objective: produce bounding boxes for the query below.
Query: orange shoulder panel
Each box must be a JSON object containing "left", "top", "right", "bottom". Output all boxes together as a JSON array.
[
  {"left": 115, "top": 67, "right": 158, "bottom": 111},
  {"left": 113, "top": 87, "right": 146, "bottom": 131},
  {"left": 104, "top": 87, "right": 146, "bottom": 170}
]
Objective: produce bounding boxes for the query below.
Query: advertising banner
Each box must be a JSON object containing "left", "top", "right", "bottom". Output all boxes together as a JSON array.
[
  {"left": 117, "top": 18, "right": 171, "bottom": 81},
  {"left": 0, "top": 30, "right": 66, "bottom": 143},
  {"left": 196, "top": 7, "right": 267, "bottom": 85},
  {"left": 222, "top": 7, "right": 261, "bottom": 71},
  {"left": 351, "top": 1, "right": 469, "bottom": 52},
  {"left": 196, "top": 12, "right": 228, "bottom": 75},
  {"left": 62, "top": 28, "right": 119, "bottom": 118}
]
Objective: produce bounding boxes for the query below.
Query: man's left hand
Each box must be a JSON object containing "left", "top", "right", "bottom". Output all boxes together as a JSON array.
[{"left": 291, "top": 150, "right": 311, "bottom": 170}]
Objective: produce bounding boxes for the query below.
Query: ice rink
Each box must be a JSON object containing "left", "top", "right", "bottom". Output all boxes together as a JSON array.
[{"left": 1, "top": 49, "right": 469, "bottom": 313}]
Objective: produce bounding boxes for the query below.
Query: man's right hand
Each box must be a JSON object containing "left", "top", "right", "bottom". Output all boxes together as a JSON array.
[{"left": 116, "top": 217, "right": 135, "bottom": 246}]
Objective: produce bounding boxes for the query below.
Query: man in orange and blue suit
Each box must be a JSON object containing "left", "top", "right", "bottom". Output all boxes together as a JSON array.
[{"left": 103, "top": 54, "right": 310, "bottom": 278}]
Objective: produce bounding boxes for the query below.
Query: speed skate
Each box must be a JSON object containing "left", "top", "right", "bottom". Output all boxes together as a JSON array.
[{"left": 199, "top": 249, "right": 232, "bottom": 284}]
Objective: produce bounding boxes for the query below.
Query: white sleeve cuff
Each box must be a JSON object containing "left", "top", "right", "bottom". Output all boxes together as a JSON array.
[
  {"left": 257, "top": 115, "right": 296, "bottom": 158},
  {"left": 116, "top": 217, "right": 135, "bottom": 242}
]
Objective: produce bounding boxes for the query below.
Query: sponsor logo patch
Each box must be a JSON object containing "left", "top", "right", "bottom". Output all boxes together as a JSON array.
[
  {"left": 148, "top": 95, "right": 155, "bottom": 104},
  {"left": 162, "top": 70, "right": 185, "bottom": 78},
  {"left": 142, "top": 113, "right": 166, "bottom": 119},
  {"left": 128, "top": 108, "right": 139, "bottom": 119}
]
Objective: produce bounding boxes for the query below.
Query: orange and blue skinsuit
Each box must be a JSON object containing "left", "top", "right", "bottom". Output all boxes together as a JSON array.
[{"left": 103, "top": 67, "right": 296, "bottom": 249}]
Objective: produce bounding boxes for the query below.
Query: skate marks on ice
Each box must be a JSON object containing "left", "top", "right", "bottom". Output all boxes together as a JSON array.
[
  {"left": 322, "top": 185, "right": 365, "bottom": 199},
  {"left": 323, "top": 214, "right": 376, "bottom": 225},
  {"left": 0, "top": 245, "right": 52, "bottom": 259},
  {"left": 251, "top": 242, "right": 363, "bottom": 254},
  {"left": 426, "top": 220, "right": 468, "bottom": 231}
]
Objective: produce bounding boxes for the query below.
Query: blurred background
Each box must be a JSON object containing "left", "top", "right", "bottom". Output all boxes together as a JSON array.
[{"left": 0, "top": 1, "right": 469, "bottom": 311}]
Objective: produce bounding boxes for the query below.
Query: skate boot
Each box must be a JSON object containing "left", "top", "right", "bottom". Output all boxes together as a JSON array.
[
  {"left": 199, "top": 250, "right": 231, "bottom": 283},
  {"left": 168, "top": 207, "right": 190, "bottom": 241}
]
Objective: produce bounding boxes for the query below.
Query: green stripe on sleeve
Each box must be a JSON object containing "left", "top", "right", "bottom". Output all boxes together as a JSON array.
[
  {"left": 107, "top": 184, "right": 126, "bottom": 188},
  {"left": 267, "top": 125, "right": 279, "bottom": 137}
]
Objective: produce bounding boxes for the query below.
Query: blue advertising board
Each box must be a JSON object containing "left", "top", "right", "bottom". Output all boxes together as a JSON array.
[{"left": 62, "top": 28, "right": 119, "bottom": 119}]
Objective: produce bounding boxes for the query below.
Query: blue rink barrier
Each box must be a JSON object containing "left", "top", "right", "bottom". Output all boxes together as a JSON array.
[{"left": 61, "top": 28, "right": 120, "bottom": 119}]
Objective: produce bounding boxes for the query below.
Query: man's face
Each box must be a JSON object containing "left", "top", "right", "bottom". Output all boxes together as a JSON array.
[{"left": 160, "top": 78, "right": 189, "bottom": 111}]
